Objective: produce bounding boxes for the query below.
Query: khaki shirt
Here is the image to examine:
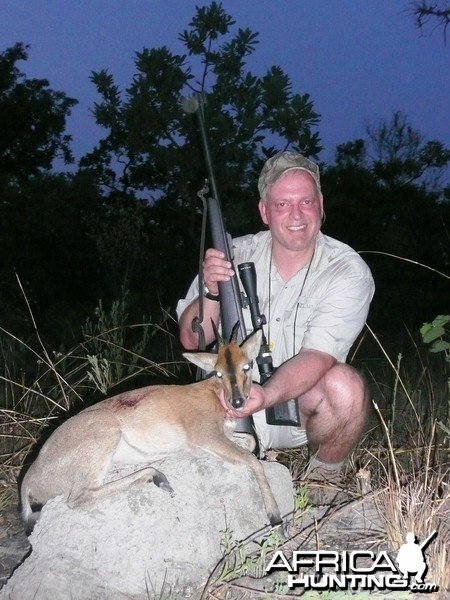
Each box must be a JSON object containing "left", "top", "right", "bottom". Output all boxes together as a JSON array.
[
  {"left": 176, "top": 231, "right": 375, "bottom": 450},
  {"left": 177, "top": 230, "right": 374, "bottom": 372}
]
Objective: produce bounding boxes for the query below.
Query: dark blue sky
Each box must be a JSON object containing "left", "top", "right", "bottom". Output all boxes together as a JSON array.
[{"left": 1, "top": 0, "right": 449, "bottom": 172}]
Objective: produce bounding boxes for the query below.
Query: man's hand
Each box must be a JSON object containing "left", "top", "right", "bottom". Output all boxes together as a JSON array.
[
  {"left": 203, "top": 248, "right": 234, "bottom": 294},
  {"left": 179, "top": 247, "right": 230, "bottom": 349},
  {"left": 219, "top": 383, "right": 267, "bottom": 419}
]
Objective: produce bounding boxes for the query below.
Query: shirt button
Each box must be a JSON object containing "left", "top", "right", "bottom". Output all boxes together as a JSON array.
[{"left": 276, "top": 317, "right": 280, "bottom": 322}]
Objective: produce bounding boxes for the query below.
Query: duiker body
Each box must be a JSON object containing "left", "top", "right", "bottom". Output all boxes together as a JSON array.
[{"left": 21, "top": 330, "right": 283, "bottom": 533}]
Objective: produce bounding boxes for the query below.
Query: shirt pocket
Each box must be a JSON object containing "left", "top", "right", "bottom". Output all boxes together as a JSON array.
[{"left": 282, "top": 297, "right": 320, "bottom": 356}]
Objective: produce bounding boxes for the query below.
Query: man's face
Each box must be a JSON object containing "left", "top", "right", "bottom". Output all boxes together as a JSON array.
[{"left": 258, "top": 170, "right": 323, "bottom": 256}]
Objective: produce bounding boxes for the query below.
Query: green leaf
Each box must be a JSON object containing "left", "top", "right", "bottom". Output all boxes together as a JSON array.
[
  {"left": 430, "top": 340, "right": 450, "bottom": 353},
  {"left": 420, "top": 321, "right": 433, "bottom": 338},
  {"left": 422, "top": 324, "right": 445, "bottom": 344},
  {"left": 421, "top": 315, "right": 450, "bottom": 344},
  {"left": 432, "top": 314, "right": 450, "bottom": 327}
]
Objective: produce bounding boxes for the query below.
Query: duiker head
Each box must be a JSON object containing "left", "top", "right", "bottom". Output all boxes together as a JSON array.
[{"left": 183, "top": 329, "right": 262, "bottom": 409}]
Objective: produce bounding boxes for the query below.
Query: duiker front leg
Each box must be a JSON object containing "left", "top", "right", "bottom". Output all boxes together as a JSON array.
[{"left": 199, "top": 435, "right": 283, "bottom": 531}]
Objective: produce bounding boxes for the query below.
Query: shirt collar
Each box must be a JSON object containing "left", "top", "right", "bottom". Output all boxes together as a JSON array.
[{"left": 264, "top": 231, "right": 328, "bottom": 280}]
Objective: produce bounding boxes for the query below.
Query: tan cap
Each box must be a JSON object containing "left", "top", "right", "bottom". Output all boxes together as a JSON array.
[{"left": 258, "top": 151, "right": 321, "bottom": 199}]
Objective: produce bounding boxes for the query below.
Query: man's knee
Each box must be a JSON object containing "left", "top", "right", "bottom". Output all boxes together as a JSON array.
[
  {"left": 304, "top": 364, "right": 370, "bottom": 461},
  {"left": 324, "top": 364, "right": 368, "bottom": 404}
]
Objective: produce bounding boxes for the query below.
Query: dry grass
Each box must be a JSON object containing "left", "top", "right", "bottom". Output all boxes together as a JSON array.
[
  {"left": 377, "top": 468, "right": 450, "bottom": 590},
  {"left": 352, "top": 327, "right": 450, "bottom": 593}
]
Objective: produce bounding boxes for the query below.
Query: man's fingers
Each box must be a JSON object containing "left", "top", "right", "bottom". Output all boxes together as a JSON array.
[
  {"left": 205, "top": 248, "right": 225, "bottom": 259},
  {"left": 203, "top": 249, "right": 234, "bottom": 291}
]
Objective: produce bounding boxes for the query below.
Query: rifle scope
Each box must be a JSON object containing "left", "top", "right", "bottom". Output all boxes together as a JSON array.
[{"left": 238, "top": 261, "right": 301, "bottom": 427}]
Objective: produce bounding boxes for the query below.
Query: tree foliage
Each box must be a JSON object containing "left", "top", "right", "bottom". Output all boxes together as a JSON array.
[
  {"left": 348, "top": 111, "right": 450, "bottom": 190},
  {"left": 322, "top": 112, "right": 450, "bottom": 333},
  {"left": 0, "top": 43, "right": 77, "bottom": 188},
  {"left": 79, "top": 1, "right": 322, "bottom": 308},
  {"left": 0, "top": 44, "right": 103, "bottom": 343},
  {"left": 81, "top": 2, "right": 321, "bottom": 208}
]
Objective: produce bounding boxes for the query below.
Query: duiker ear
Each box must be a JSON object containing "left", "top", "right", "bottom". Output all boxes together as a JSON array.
[
  {"left": 183, "top": 352, "right": 218, "bottom": 374},
  {"left": 241, "top": 329, "right": 262, "bottom": 362}
]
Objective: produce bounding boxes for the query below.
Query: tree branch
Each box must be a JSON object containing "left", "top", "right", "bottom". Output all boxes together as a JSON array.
[{"left": 411, "top": 1, "right": 450, "bottom": 43}]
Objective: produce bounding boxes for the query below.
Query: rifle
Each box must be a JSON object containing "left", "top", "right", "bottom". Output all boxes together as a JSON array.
[
  {"left": 419, "top": 529, "right": 438, "bottom": 551},
  {"left": 183, "top": 93, "right": 300, "bottom": 430},
  {"left": 182, "top": 93, "right": 255, "bottom": 437}
]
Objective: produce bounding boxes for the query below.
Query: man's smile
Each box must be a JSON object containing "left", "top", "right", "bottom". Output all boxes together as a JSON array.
[{"left": 287, "top": 224, "right": 307, "bottom": 231}]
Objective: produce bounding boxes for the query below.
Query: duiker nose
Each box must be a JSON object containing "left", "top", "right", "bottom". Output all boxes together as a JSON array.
[
  {"left": 231, "top": 396, "right": 245, "bottom": 409},
  {"left": 230, "top": 383, "right": 245, "bottom": 409}
]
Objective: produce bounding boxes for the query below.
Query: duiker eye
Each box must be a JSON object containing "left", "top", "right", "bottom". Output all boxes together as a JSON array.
[{"left": 243, "top": 364, "right": 250, "bottom": 372}]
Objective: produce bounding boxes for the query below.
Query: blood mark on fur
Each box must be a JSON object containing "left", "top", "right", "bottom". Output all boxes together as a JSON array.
[{"left": 117, "top": 395, "right": 141, "bottom": 408}]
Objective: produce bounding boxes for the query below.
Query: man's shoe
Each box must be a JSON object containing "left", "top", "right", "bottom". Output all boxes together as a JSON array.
[{"left": 301, "top": 455, "right": 349, "bottom": 506}]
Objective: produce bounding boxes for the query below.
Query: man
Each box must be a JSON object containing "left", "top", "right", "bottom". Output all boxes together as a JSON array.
[{"left": 177, "top": 151, "right": 374, "bottom": 485}]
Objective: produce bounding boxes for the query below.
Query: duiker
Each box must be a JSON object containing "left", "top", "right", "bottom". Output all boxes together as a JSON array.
[{"left": 21, "top": 329, "right": 283, "bottom": 533}]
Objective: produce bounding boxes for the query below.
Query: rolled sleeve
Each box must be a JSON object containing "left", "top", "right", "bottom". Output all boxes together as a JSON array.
[{"left": 176, "top": 275, "right": 200, "bottom": 321}]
